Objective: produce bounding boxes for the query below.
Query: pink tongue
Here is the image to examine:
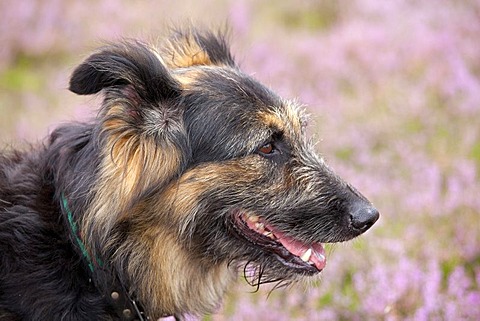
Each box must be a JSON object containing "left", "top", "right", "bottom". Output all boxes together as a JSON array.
[{"left": 272, "top": 230, "right": 326, "bottom": 270}]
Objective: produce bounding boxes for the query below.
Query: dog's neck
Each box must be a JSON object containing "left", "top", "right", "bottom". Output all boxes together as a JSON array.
[
  {"left": 61, "top": 194, "right": 152, "bottom": 321},
  {"left": 60, "top": 193, "right": 234, "bottom": 319}
]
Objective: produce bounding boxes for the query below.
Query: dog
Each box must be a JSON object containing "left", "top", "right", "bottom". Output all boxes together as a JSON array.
[{"left": 0, "top": 27, "right": 379, "bottom": 320}]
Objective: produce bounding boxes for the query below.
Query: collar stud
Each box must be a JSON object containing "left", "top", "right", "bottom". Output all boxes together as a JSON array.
[{"left": 111, "top": 291, "right": 120, "bottom": 300}]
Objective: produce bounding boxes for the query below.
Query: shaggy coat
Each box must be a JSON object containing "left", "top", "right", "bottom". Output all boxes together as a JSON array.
[{"left": 0, "top": 28, "right": 379, "bottom": 320}]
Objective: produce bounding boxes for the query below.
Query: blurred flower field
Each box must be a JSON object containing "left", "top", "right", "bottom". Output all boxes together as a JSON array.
[{"left": 1, "top": 0, "right": 479, "bottom": 320}]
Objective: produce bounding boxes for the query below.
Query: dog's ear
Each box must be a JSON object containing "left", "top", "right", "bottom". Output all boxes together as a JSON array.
[
  {"left": 69, "top": 42, "right": 189, "bottom": 222},
  {"left": 69, "top": 41, "right": 181, "bottom": 103},
  {"left": 162, "top": 28, "right": 236, "bottom": 69}
]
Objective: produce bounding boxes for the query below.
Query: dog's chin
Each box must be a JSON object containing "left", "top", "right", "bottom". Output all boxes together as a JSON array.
[{"left": 230, "top": 210, "right": 326, "bottom": 276}]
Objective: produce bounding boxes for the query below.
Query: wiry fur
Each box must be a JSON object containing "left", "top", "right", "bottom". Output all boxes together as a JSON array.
[{"left": 0, "top": 27, "right": 378, "bottom": 320}]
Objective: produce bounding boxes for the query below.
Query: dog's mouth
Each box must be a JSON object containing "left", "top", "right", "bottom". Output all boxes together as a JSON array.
[{"left": 232, "top": 211, "right": 326, "bottom": 275}]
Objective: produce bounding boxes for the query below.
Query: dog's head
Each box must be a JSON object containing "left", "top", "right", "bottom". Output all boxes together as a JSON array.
[{"left": 69, "top": 28, "right": 379, "bottom": 316}]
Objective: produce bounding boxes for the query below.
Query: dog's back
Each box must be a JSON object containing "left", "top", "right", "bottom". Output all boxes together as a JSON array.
[{"left": 0, "top": 130, "right": 119, "bottom": 320}]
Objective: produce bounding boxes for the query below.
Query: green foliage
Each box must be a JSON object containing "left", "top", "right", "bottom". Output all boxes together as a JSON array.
[{"left": 0, "top": 56, "right": 42, "bottom": 92}]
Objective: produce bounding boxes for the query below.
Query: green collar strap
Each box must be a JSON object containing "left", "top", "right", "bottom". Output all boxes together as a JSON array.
[{"left": 61, "top": 194, "right": 102, "bottom": 272}]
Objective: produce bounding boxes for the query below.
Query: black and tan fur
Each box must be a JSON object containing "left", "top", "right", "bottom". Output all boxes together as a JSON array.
[{"left": 0, "top": 28, "right": 379, "bottom": 320}]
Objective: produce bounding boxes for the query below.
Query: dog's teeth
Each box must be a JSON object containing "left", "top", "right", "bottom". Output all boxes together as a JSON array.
[
  {"left": 263, "top": 231, "right": 274, "bottom": 239},
  {"left": 248, "top": 215, "right": 260, "bottom": 223},
  {"left": 255, "top": 222, "right": 265, "bottom": 231},
  {"left": 300, "top": 248, "right": 312, "bottom": 262}
]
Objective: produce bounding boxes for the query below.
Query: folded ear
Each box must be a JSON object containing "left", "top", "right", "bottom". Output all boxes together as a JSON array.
[{"left": 69, "top": 41, "right": 181, "bottom": 103}]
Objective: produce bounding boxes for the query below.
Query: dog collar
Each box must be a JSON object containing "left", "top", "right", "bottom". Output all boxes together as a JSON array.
[
  {"left": 61, "top": 194, "right": 150, "bottom": 321},
  {"left": 105, "top": 276, "right": 150, "bottom": 321}
]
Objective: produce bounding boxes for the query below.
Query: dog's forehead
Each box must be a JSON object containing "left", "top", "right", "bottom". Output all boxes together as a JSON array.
[
  {"left": 177, "top": 67, "right": 306, "bottom": 137},
  {"left": 256, "top": 100, "right": 306, "bottom": 138}
]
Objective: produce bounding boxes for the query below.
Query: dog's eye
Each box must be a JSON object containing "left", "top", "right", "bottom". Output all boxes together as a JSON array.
[{"left": 258, "top": 143, "right": 274, "bottom": 155}]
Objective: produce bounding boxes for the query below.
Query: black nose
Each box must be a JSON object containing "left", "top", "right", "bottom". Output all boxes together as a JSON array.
[{"left": 350, "top": 204, "right": 380, "bottom": 233}]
